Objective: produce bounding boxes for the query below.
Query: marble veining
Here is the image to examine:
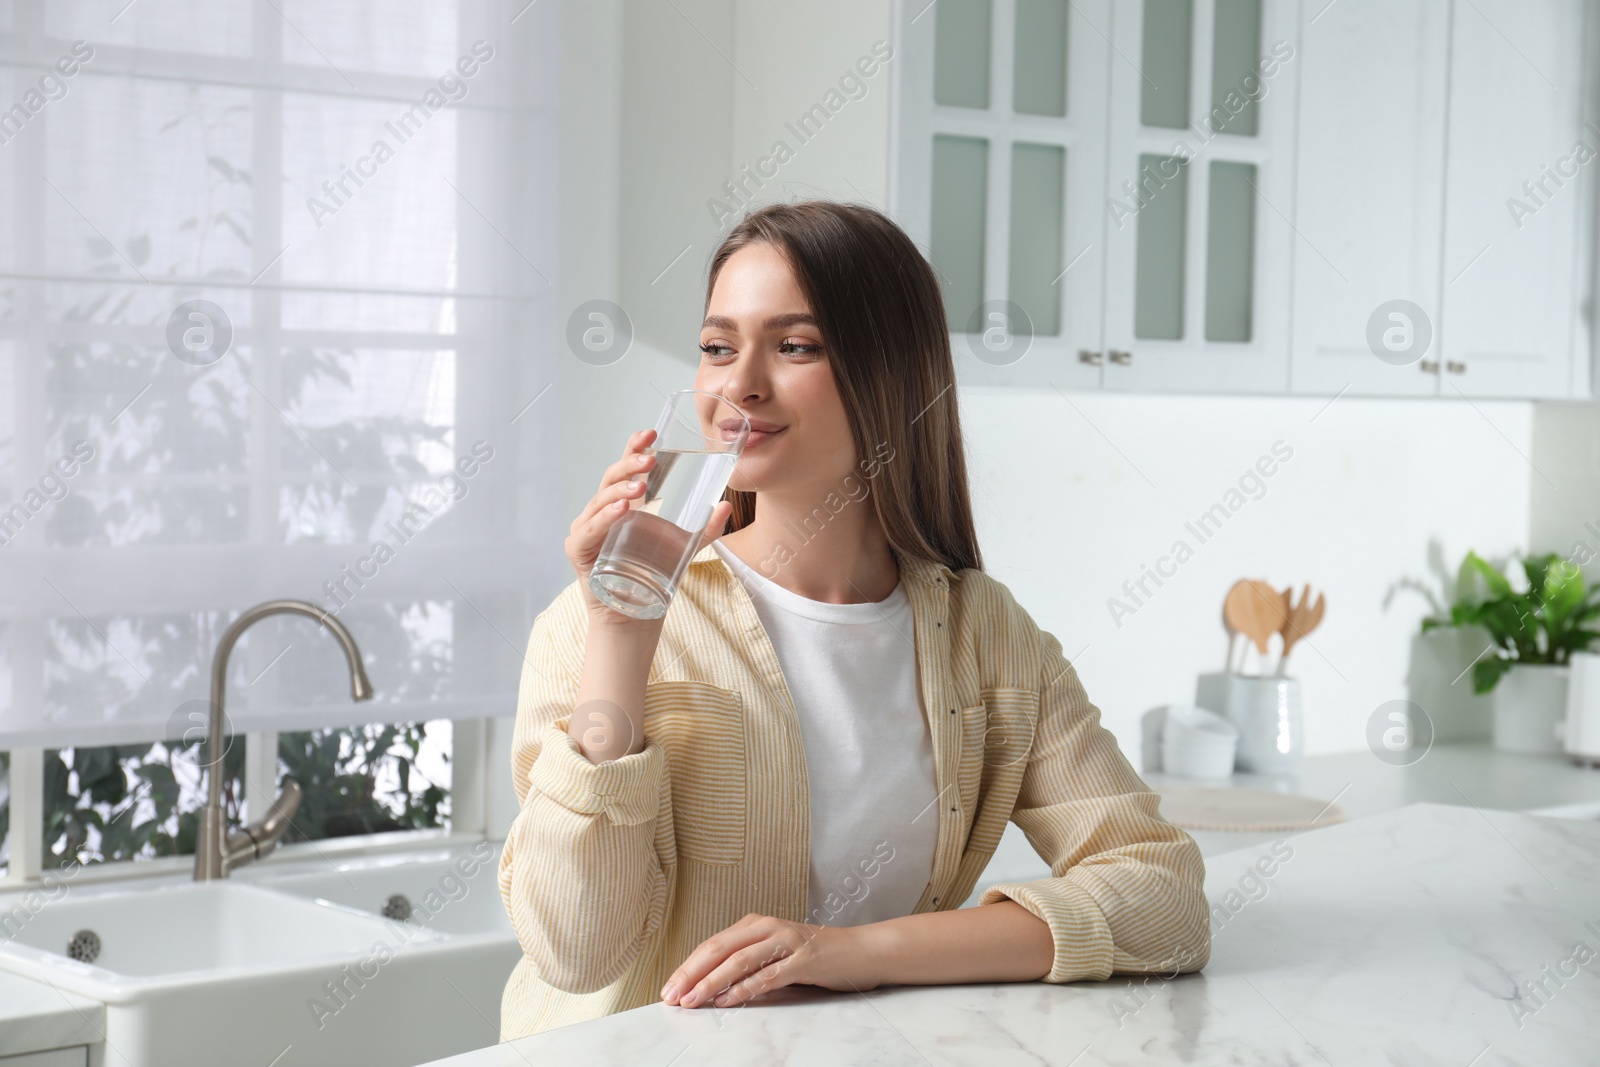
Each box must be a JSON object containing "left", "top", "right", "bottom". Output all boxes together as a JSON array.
[{"left": 424, "top": 802, "right": 1600, "bottom": 1066}]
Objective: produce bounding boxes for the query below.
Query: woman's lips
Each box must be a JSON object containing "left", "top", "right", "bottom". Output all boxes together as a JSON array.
[{"left": 728, "top": 426, "right": 784, "bottom": 446}]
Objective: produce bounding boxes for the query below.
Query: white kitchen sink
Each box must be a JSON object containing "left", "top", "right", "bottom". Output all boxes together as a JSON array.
[
  {"left": 0, "top": 842, "right": 521, "bottom": 1067},
  {"left": 0, "top": 880, "right": 423, "bottom": 981},
  {"left": 248, "top": 844, "right": 513, "bottom": 938}
]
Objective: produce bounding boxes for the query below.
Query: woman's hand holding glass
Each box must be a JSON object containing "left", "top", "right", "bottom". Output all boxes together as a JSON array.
[
  {"left": 567, "top": 427, "right": 733, "bottom": 626},
  {"left": 563, "top": 427, "right": 734, "bottom": 763}
]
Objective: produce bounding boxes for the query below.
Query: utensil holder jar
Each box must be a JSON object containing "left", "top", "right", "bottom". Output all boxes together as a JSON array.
[{"left": 1195, "top": 671, "right": 1304, "bottom": 774}]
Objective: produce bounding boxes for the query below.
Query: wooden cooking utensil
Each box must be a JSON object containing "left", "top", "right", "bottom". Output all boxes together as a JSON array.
[
  {"left": 1235, "top": 579, "right": 1291, "bottom": 674},
  {"left": 1224, "top": 579, "right": 1286, "bottom": 673},
  {"left": 1222, "top": 580, "right": 1253, "bottom": 672},
  {"left": 1277, "top": 584, "right": 1327, "bottom": 675}
]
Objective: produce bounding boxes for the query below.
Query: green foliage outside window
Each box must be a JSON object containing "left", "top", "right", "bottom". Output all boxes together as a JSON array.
[
  {"left": 40, "top": 721, "right": 448, "bottom": 868},
  {"left": 278, "top": 721, "right": 449, "bottom": 842},
  {"left": 43, "top": 739, "right": 240, "bottom": 866}
]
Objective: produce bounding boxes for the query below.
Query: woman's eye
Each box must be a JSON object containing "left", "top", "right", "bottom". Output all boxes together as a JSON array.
[
  {"left": 699, "top": 342, "right": 733, "bottom": 359},
  {"left": 778, "top": 340, "right": 822, "bottom": 356}
]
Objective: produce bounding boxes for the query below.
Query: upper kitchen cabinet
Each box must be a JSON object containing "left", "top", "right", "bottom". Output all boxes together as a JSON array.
[
  {"left": 892, "top": 0, "right": 1299, "bottom": 392},
  {"left": 892, "top": 0, "right": 1112, "bottom": 389},
  {"left": 1291, "top": 0, "right": 1591, "bottom": 399},
  {"left": 893, "top": 0, "right": 1596, "bottom": 398},
  {"left": 1288, "top": 0, "right": 1451, "bottom": 397},
  {"left": 1100, "top": 0, "right": 1300, "bottom": 392},
  {"left": 1436, "top": 0, "right": 1590, "bottom": 399}
]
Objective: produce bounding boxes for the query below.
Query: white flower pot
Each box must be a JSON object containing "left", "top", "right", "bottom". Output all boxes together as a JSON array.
[
  {"left": 1407, "top": 628, "right": 1492, "bottom": 741},
  {"left": 1491, "top": 663, "right": 1568, "bottom": 755}
]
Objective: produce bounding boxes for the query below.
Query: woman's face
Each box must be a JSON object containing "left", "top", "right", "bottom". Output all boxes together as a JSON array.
[{"left": 696, "top": 241, "right": 857, "bottom": 497}]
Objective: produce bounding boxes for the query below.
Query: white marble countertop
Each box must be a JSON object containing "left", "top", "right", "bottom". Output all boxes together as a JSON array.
[
  {"left": 1142, "top": 739, "right": 1600, "bottom": 860},
  {"left": 966, "top": 741, "right": 1600, "bottom": 903},
  {"left": 1144, "top": 740, "right": 1600, "bottom": 819},
  {"left": 0, "top": 969, "right": 105, "bottom": 1057},
  {"left": 421, "top": 801, "right": 1600, "bottom": 1066},
  {"left": 0, "top": 743, "right": 1591, "bottom": 1062}
]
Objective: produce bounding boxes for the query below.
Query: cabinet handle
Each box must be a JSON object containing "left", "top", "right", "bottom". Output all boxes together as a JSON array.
[
  {"left": 1078, "top": 349, "right": 1104, "bottom": 365},
  {"left": 1108, "top": 350, "right": 1132, "bottom": 365},
  {"left": 1420, "top": 359, "right": 1440, "bottom": 373},
  {"left": 1446, "top": 360, "right": 1466, "bottom": 374}
]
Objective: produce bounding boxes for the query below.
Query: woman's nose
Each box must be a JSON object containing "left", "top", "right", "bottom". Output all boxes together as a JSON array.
[{"left": 709, "top": 370, "right": 766, "bottom": 408}]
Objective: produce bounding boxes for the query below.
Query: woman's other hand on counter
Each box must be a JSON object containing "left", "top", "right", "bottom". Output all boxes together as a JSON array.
[{"left": 660, "top": 912, "right": 880, "bottom": 1009}]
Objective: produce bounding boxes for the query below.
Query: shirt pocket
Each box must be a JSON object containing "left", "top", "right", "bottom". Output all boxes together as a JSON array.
[
  {"left": 643, "top": 680, "right": 748, "bottom": 866},
  {"left": 977, "top": 687, "right": 1038, "bottom": 771},
  {"left": 960, "top": 687, "right": 1036, "bottom": 812},
  {"left": 959, "top": 689, "right": 1038, "bottom": 770}
]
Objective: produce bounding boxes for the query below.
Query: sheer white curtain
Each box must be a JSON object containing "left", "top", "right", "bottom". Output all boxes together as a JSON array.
[{"left": 0, "top": 0, "right": 559, "bottom": 747}]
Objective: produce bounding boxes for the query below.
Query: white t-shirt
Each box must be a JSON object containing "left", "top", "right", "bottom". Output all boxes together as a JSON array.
[{"left": 712, "top": 539, "right": 939, "bottom": 928}]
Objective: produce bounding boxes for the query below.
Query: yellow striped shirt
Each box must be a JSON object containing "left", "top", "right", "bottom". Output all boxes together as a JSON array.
[{"left": 497, "top": 540, "right": 1210, "bottom": 1040}]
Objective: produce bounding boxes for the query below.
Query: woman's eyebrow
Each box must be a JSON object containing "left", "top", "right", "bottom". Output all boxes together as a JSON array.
[{"left": 701, "top": 313, "right": 818, "bottom": 331}]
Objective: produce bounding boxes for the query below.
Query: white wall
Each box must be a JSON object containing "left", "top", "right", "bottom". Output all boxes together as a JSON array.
[
  {"left": 533, "top": 0, "right": 1547, "bottom": 780},
  {"left": 727, "top": 0, "right": 894, "bottom": 215},
  {"left": 1531, "top": 402, "right": 1600, "bottom": 579},
  {"left": 966, "top": 390, "right": 1530, "bottom": 755}
]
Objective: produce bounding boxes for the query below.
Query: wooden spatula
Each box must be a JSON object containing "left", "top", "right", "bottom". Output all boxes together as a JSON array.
[
  {"left": 1224, "top": 579, "right": 1284, "bottom": 673},
  {"left": 1222, "top": 580, "right": 1252, "bottom": 672},
  {"left": 1235, "top": 579, "right": 1290, "bottom": 674},
  {"left": 1277, "top": 584, "right": 1326, "bottom": 675}
]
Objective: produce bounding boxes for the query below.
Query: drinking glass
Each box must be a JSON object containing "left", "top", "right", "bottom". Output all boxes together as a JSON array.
[{"left": 588, "top": 390, "right": 749, "bottom": 620}]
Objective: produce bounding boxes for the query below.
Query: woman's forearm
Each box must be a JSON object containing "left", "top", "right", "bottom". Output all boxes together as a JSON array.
[
  {"left": 570, "top": 614, "right": 663, "bottom": 761},
  {"left": 859, "top": 900, "right": 1054, "bottom": 987}
]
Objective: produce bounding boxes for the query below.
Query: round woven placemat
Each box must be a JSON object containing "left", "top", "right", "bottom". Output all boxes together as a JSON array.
[{"left": 1157, "top": 786, "right": 1346, "bottom": 831}]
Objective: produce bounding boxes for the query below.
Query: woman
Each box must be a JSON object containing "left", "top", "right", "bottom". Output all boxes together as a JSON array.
[{"left": 497, "top": 200, "right": 1210, "bottom": 1040}]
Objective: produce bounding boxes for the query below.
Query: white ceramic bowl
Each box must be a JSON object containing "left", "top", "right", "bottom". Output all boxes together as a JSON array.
[{"left": 1160, "top": 704, "right": 1239, "bottom": 779}]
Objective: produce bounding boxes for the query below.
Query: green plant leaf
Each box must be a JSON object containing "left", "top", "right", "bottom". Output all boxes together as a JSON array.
[
  {"left": 136, "top": 762, "right": 181, "bottom": 816},
  {"left": 1522, "top": 554, "right": 1556, "bottom": 598},
  {"left": 1552, "top": 626, "right": 1600, "bottom": 658},
  {"left": 1462, "top": 551, "right": 1513, "bottom": 600},
  {"left": 1474, "top": 656, "right": 1514, "bottom": 694},
  {"left": 1482, "top": 598, "right": 1537, "bottom": 655},
  {"left": 1542, "top": 558, "right": 1585, "bottom": 629}
]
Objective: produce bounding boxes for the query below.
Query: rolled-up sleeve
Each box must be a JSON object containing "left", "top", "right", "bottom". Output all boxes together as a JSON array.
[
  {"left": 976, "top": 627, "right": 1211, "bottom": 983},
  {"left": 497, "top": 586, "right": 676, "bottom": 995}
]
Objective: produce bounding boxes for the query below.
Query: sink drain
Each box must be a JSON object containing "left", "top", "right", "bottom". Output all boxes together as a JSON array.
[
  {"left": 382, "top": 894, "right": 412, "bottom": 921},
  {"left": 66, "top": 929, "right": 101, "bottom": 964}
]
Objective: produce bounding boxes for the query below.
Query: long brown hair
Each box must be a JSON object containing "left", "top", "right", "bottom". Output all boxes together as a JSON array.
[{"left": 705, "top": 200, "right": 983, "bottom": 575}]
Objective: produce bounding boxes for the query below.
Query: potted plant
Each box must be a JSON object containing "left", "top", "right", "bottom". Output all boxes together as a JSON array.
[{"left": 1421, "top": 551, "right": 1600, "bottom": 753}]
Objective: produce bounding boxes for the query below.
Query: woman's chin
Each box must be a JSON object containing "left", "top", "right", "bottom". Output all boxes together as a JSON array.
[{"left": 729, "top": 458, "right": 782, "bottom": 492}]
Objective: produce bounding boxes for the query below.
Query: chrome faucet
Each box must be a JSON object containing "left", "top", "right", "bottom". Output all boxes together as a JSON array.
[{"left": 194, "top": 599, "right": 373, "bottom": 881}]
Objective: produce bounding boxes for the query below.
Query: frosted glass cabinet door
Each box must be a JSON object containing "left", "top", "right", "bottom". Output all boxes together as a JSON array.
[
  {"left": 1288, "top": 0, "right": 1449, "bottom": 397},
  {"left": 893, "top": 0, "right": 1111, "bottom": 389},
  {"left": 1437, "top": 0, "right": 1586, "bottom": 399},
  {"left": 1101, "top": 0, "right": 1298, "bottom": 393}
]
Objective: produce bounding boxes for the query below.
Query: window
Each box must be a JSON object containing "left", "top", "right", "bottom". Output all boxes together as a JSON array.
[
  {"left": 40, "top": 719, "right": 450, "bottom": 869},
  {"left": 0, "top": 0, "right": 557, "bottom": 879}
]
